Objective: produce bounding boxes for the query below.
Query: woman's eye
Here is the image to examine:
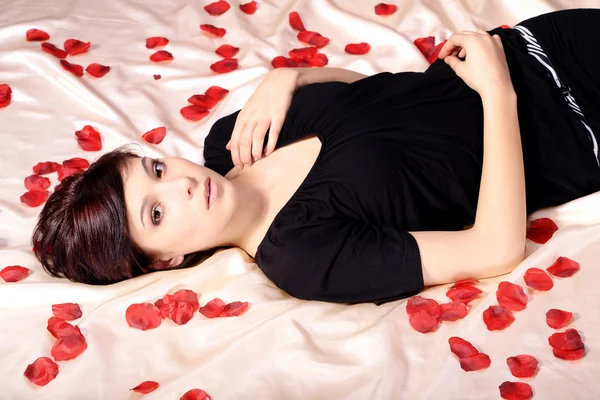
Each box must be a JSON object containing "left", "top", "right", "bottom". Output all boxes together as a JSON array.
[
  {"left": 152, "top": 160, "right": 165, "bottom": 178},
  {"left": 151, "top": 203, "right": 163, "bottom": 226}
]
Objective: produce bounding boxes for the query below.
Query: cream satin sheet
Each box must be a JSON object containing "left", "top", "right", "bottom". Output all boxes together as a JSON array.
[{"left": 1, "top": 1, "right": 600, "bottom": 399}]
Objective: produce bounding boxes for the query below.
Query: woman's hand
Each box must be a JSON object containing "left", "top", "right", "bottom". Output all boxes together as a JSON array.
[
  {"left": 438, "top": 29, "right": 513, "bottom": 99},
  {"left": 226, "top": 68, "right": 300, "bottom": 170}
]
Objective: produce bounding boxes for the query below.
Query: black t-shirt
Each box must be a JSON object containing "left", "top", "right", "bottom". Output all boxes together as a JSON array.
[{"left": 204, "top": 26, "right": 600, "bottom": 305}]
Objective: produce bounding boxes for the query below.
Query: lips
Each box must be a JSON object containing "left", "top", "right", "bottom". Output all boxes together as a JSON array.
[{"left": 204, "top": 177, "right": 211, "bottom": 208}]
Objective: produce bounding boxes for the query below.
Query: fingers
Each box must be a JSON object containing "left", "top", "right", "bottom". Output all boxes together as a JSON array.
[
  {"left": 251, "top": 120, "right": 270, "bottom": 162},
  {"left": 438, "top": 31, "right": 472, "bottom": 59},
  {"left": 443, "top": 54, "right": 462, "bottom": 71},
  {"left": 237, "top": 121, "right": 257, "bottom": 167},
  {"left": 265, "top": 118, "right": 283, "bottom": 156}
]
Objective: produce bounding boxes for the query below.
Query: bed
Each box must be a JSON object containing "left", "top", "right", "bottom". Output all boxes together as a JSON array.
[{"left": 1, "top": 0, "right": 599, "bottom": 399}]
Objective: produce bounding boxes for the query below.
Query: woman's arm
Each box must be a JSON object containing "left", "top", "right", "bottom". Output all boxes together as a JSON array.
[{"left": 293, "top": 67, "right": 369, "bottom": 90}]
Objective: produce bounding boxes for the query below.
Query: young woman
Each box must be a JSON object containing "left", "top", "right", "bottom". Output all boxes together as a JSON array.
[{"left": 33, "top": 9, "right": 600, "bottom": 305}]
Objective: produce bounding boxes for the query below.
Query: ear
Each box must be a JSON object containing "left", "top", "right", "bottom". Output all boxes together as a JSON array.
[{"left": 146, "top": 255, "right": 185, "bottom": 271}]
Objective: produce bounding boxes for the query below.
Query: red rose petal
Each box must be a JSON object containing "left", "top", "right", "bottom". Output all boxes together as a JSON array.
[
  {"left": 413, "top": 37, "right": 446, "bottom": 64},
  {"left": 153, "top": 74, "right": 162, "bottom": 80},
  {"left": 500, "top": 24, "right": 512, "bottom": 29},
  {"left": 126, "top": 303, "right": 162, "bottom": 330},
  {"left": 60, "top": 60, "right": 84, "bottom": 77},
  {"left": 450, "top": 278, "right": 479, "bottom": 288},
  {"left": 548, "top": 328, "right": 583, "bottom": 351},
  {"left": 345, "top": 42, "right": 371, "bottom": 55},
  {"left": 374, "top": 3, "right": 398, "bottom": 16},
  {"left": 289, "top": 11, "right": 306, "bottom": 31},
  {"left": 47, "top": 317, "right": 81, "bottom": 339},
  {"left": 406, "top": 295, "right": 442, "bottom": 318},
  {"left": 146, "top": 36, "right": 169, "bottom": 49},
  {"left": 204, "top": 86, "right": 229, "bottom": 100},
  {"left": 26, "top": 29, "right": 50, "bottom": 41},
  {"left": 41, "top": 42, "right": 67, "bottom": 59},
  {"left": 199, "top": 298, "right": 226, "bottom": 318},
  {"left": 440, "top": 301, "right": 468, "bottom": 322},
  {"left": 52, "top": 303, "right": 82, "bottom": 320},
  {"left": 526, "top": 217, "right": 558, "bottom": 244},
  {"left": 62, "top": 157, "right": 90, "bottom": 169},
  {"left": 448, "top": 336, "right": 479, "bottom": 358},
  {"left": 204, "top": 0, "right": 230, "bottom": 16},
  {"left": 180, "top": 105, "right": 209, "bottom": 121},
  {"left": 0, "top": 83, "right": 12, "bottom": 108},
  {"left": 64, "top": 39, "right": 91, "bottom": 56},
  {"left": 546, "top": 256, "right": 580, "bottom": 278},
  {"left": 0, "top": 265, "right": 31, "bottom": 282},
  {"left": 33, "top": 161, "right": 61, "bottom": 175},
  {"left": 20, "top": 190, "right": 49, "bottom": 207},
  {"left": 459, "top": 352, "right": 491, "bottom": 372},
  {"left": 173, "top": 289, "right": 200, "bottom": 312},
  {"left": 289, "top": 46, "right": 317, "bottom": 60},
  {"left": 496, "top": 281, "right": 528, "bottom": 312},
  {"left": 552, "top": 346, "right": 585, "bottom": 361},
  {"left": 546, "top": 309, "right": 573, "bottom": 329},
  {"left": 506, "top": 354, "right": 538, "bottom": 378},
  {"left": 446, "top": 284, "right": 482, "bottom": 304},
  {"left": 308, "top": 53, "right": 328, "bottom": 67},
  {"left": 75, "top": 125, "right": 102, "bottom": 151},
  {"left": 239, "top": 1, "right": 257, "bottom": 15},
  {"left": 499, "top": 381, "right": 533, "bottom": 400},
  {"left": 150, "top": 50, "right": 173, "bottom": 62},
  {"left": 154, "top": 294, "right": 177, "bottom": 319},
  {"left": 181, "top": 389, "right": 212, "bottom": 400},
  {"left": 210, "top": 58, "right": 238, "bottom": 73},
  {"left": 142, "top": 127, "right": 167, "bottom": 145},
  {"left": 131, "top": 381, "right": 160, "bottom": 394},
  {"left": 57, "top": 165, "right": 84, "bottom": 181},
  {"left": 200, "top": 24, "right": 226, "bottom": 38},
  {"left": 271, "top": 56, "right": 298, "bottom": 69},
  {"left": 409, "top": 309, "right": 440, "bottom": 333},
  {"left": 51, "top": 331, "right": 88, "bottom": 361},
  {"left": 483, "top": 305, "right": 515, "bottom": 331},
  {"left": 86, "top": 63, "right": 111, "bottom": 78},
  {"left": 25, "top": 175, "right": 51, "bottom": 191},
  {"left": 297, "top": 31, "right": 330, "bottom": 48},
  {"left": 217, "top": 301, "right": 249, "bottom": 317},
  {"left": 188, "top": 94, "right": 219, "bottom": 109},
  {"left": 23, "top": 357, "right": 59, "bottom": 387},
  {"left": 523, "top": 267, "right": 554, "bottom": 291},
  {"left": 169, "top": 301, "right": 195, "bottom": 325},
  {"left": 215, "top": 44, "right": 239, "bottom": 59}
]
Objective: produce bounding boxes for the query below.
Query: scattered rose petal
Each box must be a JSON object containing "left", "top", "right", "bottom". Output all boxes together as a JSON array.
[
  {"left": 204, "top": 0, "right": 230, "bottom": 16},
  {"left": 200, "top": 24, "right": 226, "bottom": 37},
  {"left": 526, "top": 217, "right": 558, "bottom": 244},
  {"left": 496, "top": 281, "right": 528, "bottom": 311},
  {"left": 52, "top": 303, "right": 82, "bottom": 321},
  {"left": 131, "top": 381, "right": 160, "bottom": 394},
  {"left": 33, "top": 161, "right": 61, "bottom": 175},
  {"left": 483, "top": 305, "right": 515, "bottom": 331},
  {"left": 126, "top": 303, "right": 162, "bottom": 330},
  {"left": 440, "top": 301, "right": 468, "bottom": 322},
  {"left": 25, "top": 175, "right": 51, "bottom": 191},
  {"left": 289, "top": 46, "right": 317, "bottom": 60},
  {"left": 210, "top": 58, "right": 238, "bottom": 73},
  {"left": 215, "top": 44, "right": 239, "bottom": 58},
  {"left": 155, "top": 294, "right": 176, "bottom": 319},
  {"left": 413, "top": 37, "right": 446, "bottom": 64},
  {"left": 199, "top": 298, "right": 226, "bottom": 318},
  {"left": 271, "top": 56, "right": 298, "bottom": 69},
  {"left": 146, "top": 36, "right": 169, "bottom": 49},
  {"left": 409, "top": 309, "right": 440, "bottom": 333},
  {"left": 57, "top": 165, "right": 84, "bottom": 181},
  {"left": 60, "top": 60, "right": 84, "bottom": 77},
  {"left": 153, "top": 74, "right": 162, "bottom": 80},
  {"left": 75, "top": 125, "right": 102, "bottom": 151},
  {"left": 180, "top": 105, "right": 209, "bottom": 121},
  {"left": 374, "top": 3, "right": 398, "bottom": 16},
  {"left": 546, "top": 256, "right": 580, "bottom": 278},
  {"left": 62, "top": 157, "right": 90, "bottom": 169},
  {"left": 26, "top": 29, "right": 50, "bottom": 41},
  {"left": 499, "top": 381, "right": 533, "bottom": 400},
  {"left": 297, "top": 31, "right": 329, "bottom": 48},
  {"left": 23, "top": 357, "right": 58, "bottom": 387},
  {"left": 169, "top": 301, "right": 195, "bottom": 325},
  {"left": 507, "top": 354, "right": 538, "bottom": 378},
  {"left": 500, "top": 24, "right": 512, "bottom": 29},
  {"left": 51, "top": 331, "right": 88, "bottom": 361},
  {"left": 552, "top": 346, "right": 585, "bottom": 360},
  {"left": 142, "top": 127, "right": 167, "bottom": 144},
  {"left": 205, "top": 86, "right": 229, "bottom": 100},
  {"left": 459, "top": 353, "right": 491, "bottom": 372},
  {"left": 173, "top": 289, "right": 200, "bottom": 312},
  {"left": 548, "top": 329, "right": 583, "bottom": 351},
  {"left": 289, "top": 11, "right": 306, "bottom": 31},
  {"left": 218, "top": 301, "right": 249, "bottom": 317},
  {"left": 239, "top": 0, "right": 257, "bottom": 15},
  {"left": 47, "top": 317, "right": 81, "bottom": 339},
  {"left": 86, "top": 63, "right": 110, "bottom": 78},
  {"left": 446, "top": 284, "right": 482, "bottom": 304},
  {"left": 181, "top": 389, "right": 212, "bottom": 400},
  {"left": 308, "top": 53, "right": 328, "bottom": 67},
  {"left": 64, "top": 39, "right": 91, "bottom": 55},
  {"left": 345, "top": 42, "right": 371, "bottom": 55},
  {"left": 406, "top": 295, "right": 442, "bottom": 318},
  {"left": 20, "top": 190, "right": 49, "bottom": 207},
  {"left": 546, "top": 309, "right": 572, "bottom": 329},
  {"left": 524, "top": 267, "right": 554, "bottom": 291},
  {"left": 451, "top": 278, "right": 479, "bottom": 288},
  {"left": 41, "top": 42, "right": 67, "bottom": 59},
  {"left": 188, "top": 94, "right": 219, "bottom": 109},
  {"left": 0, "top": 83, "right": 12, "bottom": 108},
  {"left": 0, "top": 265, "right": 31, "bottom": 282},
  {"left": 448, "top": 337, "right": 479, "bottom": 358},
  {"left": 150, "top": 50, "right": 173, "bottom": 62}
]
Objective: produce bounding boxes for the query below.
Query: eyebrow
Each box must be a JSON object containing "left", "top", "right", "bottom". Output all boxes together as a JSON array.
[{"left": 139, "top": 156, "right": 151, "bottom": 230}]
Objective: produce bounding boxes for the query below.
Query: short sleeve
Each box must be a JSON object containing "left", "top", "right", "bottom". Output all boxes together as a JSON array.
[{"left": 257, "top": 217, "right": 425, "bottom": 305}]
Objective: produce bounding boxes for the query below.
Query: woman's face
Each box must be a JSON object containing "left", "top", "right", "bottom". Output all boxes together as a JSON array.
[{"left": 122, "top": 156, "right": 232, "bottom": 262}]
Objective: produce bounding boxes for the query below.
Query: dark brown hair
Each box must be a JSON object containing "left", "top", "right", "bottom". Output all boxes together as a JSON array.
[{"left": 32, "top": 145, "right": 213, "bottom": 285}]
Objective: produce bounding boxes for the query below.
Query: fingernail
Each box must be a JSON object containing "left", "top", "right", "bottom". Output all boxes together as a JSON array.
[{"left": 236, "top": 165, "right": 242, "bottom": 171}]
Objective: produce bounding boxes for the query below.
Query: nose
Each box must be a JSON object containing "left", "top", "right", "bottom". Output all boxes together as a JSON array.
[{"left": 164, "top": 176, "right": 197, "bottom": 199}]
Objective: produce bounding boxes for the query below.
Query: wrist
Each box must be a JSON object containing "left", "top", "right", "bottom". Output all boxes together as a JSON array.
[{"left": 481, "top": 83, "right": 516, "bottom": 106}]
